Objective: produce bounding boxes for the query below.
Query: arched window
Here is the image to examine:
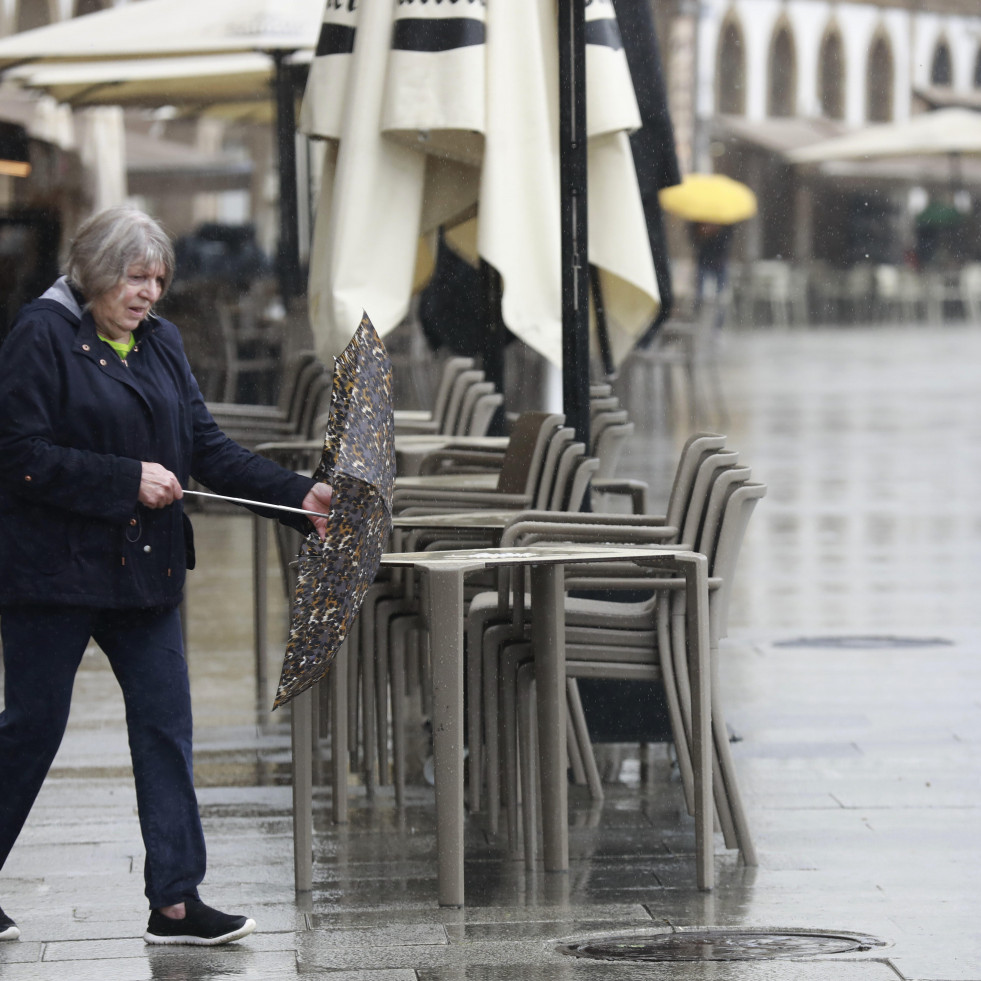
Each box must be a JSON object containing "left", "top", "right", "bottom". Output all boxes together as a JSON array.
[
  {"left": 767, "top": 24, "right": 797, "bottom": 118},
  {"left": 866, "top": 35, "right": 893, "bottom": 123},
  {"left": 930, "top": 40, "right": 952, "bottom": 87},
  {"left": 819, "top": 28, "right": 845, "bottom": 120},
  {"left": 716, "top": 19, "right": 746, "bottom": 115}
]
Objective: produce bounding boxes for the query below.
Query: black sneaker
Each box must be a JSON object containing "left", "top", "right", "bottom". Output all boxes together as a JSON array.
[
  {"left": 0, "top": 906, "right": 19, "bottom": 941},
  {"left": 143, "top": 898, "right": 255, "bottom": 946}
]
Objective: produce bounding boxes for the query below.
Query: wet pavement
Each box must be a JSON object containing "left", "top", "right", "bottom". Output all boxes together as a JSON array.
[{"left": 2, "top": 323, "right": 981, "bottom": 980}]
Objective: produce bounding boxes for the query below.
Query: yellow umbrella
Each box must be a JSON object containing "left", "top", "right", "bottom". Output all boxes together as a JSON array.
[{"left": 659, "top": 173, "right": 757, "bottom": 225}]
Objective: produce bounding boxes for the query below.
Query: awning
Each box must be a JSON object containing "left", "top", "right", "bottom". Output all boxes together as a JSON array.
[
  {"left": 7, "top": 51, "right": 311, "bottom": 117},
  {"left": 713, "top": 114, "right": 851, "bottom": 157},
  {"left": 716, "top": 112, "right": 981, "bottom": 186},
  {"left": 126, "top": 130, "right": 253, "bottom": 195}
]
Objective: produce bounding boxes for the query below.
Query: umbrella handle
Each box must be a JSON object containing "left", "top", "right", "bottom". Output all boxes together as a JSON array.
[{"left": 183, "top": 489, "right": 327, "bottom": 521}]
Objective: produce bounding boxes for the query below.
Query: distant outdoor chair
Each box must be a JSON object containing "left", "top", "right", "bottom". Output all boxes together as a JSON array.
[
  {"left": 744, "top": 260, "right": 794, "bottom": 327},
  {"left": 959, "top": 263, "right": 981, "bottom": 322},
  {"left": 922, "top": 270, "right": 961, "bottom": 323}
]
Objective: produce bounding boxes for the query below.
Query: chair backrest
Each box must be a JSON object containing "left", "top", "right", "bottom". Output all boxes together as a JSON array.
[
  {"left": 296, "top": 371, "right": 335, "bottom": 438},
  {"left": 560, "top": 454, "right": 600, "bottom": 512},
  {"left": 675, "top": 450, "right": 741, "bottom": 548},
  {"left": 701, "top": 481, "right": 767, "bottom": 642},
  {"left": 454, "top": 381, "right": 496, "bottom": 436},
  {"left": 590, "top": 397, "right": 620, "bottom": 417},
  {"left": 696, "top": 464, "right": 752, "bottom": 549},
  {"left": 439, "top": 368, "right": 485, "bottom": 435},
  {"left": 590, "top": 410, "right": 633, "bottom": 479},
  {"left": 539, "top": 439, "right": 584, "bottom": 510},
  {"left": 662, "top": 433, "right": 728, "bottom": 528},
  {"left": 284, "top": 356, "right": 329, "bottom": 430},
  {"left": 466, "top": 392, "right": 504, "bottom": 437},
  {"left": 529, "top": 427, "right": 575, "bottom": 507},
  {"left": 593, "top": 422, "right": 634, "bottom": 480},
  {"left": 428, "top": 356, "right": 475, "bottom": 428},
  {"left": 495, "top": 411, "right": 565, "bottom": 495}
]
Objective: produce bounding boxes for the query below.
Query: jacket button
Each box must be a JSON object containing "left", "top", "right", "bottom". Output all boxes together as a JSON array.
[
  {"left": 129, "top": 518, "right": 138, "bottom": 526},
  {"left": 143, "top": 545, "right": 152, "bottom": 553},
  {"left": 24, "top": 475, "right": 32, "bottom": 482},
  {"left": 99, "top": 358, "right": 107, "bottom": 366},
  {"left": 82, "top": 344, "right": 90, "bottom": 351}
]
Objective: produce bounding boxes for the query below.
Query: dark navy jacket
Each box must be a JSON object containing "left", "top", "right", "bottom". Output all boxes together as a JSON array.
[{"left": 0, "top": 277, "right": 316, "bottom": 609}]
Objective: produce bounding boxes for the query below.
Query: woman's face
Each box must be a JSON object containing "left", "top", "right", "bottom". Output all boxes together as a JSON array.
[{"left": 90, "top": 261, "right": 166, "bottom": 341}]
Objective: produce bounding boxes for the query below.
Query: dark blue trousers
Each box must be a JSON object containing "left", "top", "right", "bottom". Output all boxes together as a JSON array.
[{"left": 0, "top": 605, "right": 206, "bottom": 909}]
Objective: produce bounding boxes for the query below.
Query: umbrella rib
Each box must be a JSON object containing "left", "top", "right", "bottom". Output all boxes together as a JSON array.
[{"left": 183, "top": 488, "right": 325, "bottom": 520}]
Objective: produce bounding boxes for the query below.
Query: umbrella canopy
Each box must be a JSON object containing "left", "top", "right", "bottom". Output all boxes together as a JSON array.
[
  {"left": 788, "top": 108, "right": 981, "bottom": 164},
  {"left": 303, "top": 0, "right": 661, "bottom": 371},
  {"left": 275, "top": 313, "right": 395, "bottom": 709},
  {"left": 659, "top": 173, "right": 758, "bottom": 225}
]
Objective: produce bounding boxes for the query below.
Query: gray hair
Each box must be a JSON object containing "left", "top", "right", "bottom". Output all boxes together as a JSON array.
[{"left": 66, "top": 205, "right": 175, "bottom": 301}]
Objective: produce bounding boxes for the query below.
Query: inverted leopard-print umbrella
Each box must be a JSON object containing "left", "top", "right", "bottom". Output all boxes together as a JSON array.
[{"left": 274, "top": 312, "right": 395, "bottom": 709}]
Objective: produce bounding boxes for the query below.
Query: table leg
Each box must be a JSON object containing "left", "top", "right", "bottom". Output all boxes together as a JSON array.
[
  {"left": 531, "top": 564, "right": 569, "bottom": 873},
  {"left": 291, "top": 685, "right": 314, "bottom": 893},
  {"left": 253, "top": 514, "right": 268, "bottom": 709},
  {"left": 683, "top": 552, "right": 713, "bottom": 891},
  {"left": 425, "top": 567, "right": 466, "bottom": 907}
]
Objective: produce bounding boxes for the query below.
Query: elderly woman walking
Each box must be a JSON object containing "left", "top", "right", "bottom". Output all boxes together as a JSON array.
[{"left": 0, "top": 206, "right": 332, "bottom": 945}]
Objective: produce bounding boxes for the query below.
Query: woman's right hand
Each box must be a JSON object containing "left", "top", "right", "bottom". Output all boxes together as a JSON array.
[{"left": 139, "top": 462, "right": 183, "bottom": 508}]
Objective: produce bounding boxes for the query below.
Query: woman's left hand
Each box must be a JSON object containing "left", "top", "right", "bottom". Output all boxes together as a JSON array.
[{"left": 302, "top": 482, "right": 333, "bottom": 540}]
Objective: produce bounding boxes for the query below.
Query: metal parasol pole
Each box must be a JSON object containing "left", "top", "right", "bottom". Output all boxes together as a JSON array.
[
  {"left": 273, "top": 49, "right": 302, "bottom": 305},
  {"left": 558, "top": 0, "right": 591, "bottom": 454}
]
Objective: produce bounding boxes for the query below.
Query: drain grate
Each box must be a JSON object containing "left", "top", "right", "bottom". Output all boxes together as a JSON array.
[
  {"left": 556, "top": 928, "right": 886, "bottom": 962},
  {"left": 774, "top": 635, "right": 952, "bottom": 649}
]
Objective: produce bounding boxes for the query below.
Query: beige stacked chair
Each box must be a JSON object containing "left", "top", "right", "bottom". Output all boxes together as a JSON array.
[
  {"left": 497, "top": 477, "right": 765, "bottom": 871},
  {"left": 469, "top": 443, "right": 740, "bottom": 838}
]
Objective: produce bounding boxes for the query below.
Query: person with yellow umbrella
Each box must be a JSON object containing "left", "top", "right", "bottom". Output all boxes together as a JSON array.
[{"left": 659, "top": 173, "right": 757, "bottom": 325}]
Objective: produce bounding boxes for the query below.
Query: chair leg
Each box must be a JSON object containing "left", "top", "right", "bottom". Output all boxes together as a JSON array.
[
  {"left": 331, "top": 638, "right": 349, "bottom": 824},
  {"left": 566, "top": 713, "right": 586, "bottom": 785},
  {"left": 566, "top": 678, "right": 603, "bottom": 801},
  {"left": 389, "top": 612, "right": 421, "bottom": 808},
  {"left": 483, "top": 621, "right": 526, "bottom": 835},
  {"left": 517, "top": 660, "right": 538, "bottom": 870}
]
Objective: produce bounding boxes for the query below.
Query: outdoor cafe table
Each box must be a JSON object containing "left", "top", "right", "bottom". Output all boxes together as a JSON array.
[{"left": 303, "top": 542, "right": 713, "bottom": 907}]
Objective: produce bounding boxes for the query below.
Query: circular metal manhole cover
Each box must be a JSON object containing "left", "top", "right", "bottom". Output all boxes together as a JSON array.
[{"left": 555, "top": 929, "right": 887, "bottom": 962}]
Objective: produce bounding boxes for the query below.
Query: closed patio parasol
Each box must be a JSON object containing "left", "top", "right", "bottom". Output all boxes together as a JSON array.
[{"left": 302, "top": 0, "right": 662, "bottom": 381}]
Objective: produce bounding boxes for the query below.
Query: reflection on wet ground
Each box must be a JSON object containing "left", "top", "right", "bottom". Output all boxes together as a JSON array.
[{"left": 3, "top": 324, "right": 980, "bottom": 980}]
